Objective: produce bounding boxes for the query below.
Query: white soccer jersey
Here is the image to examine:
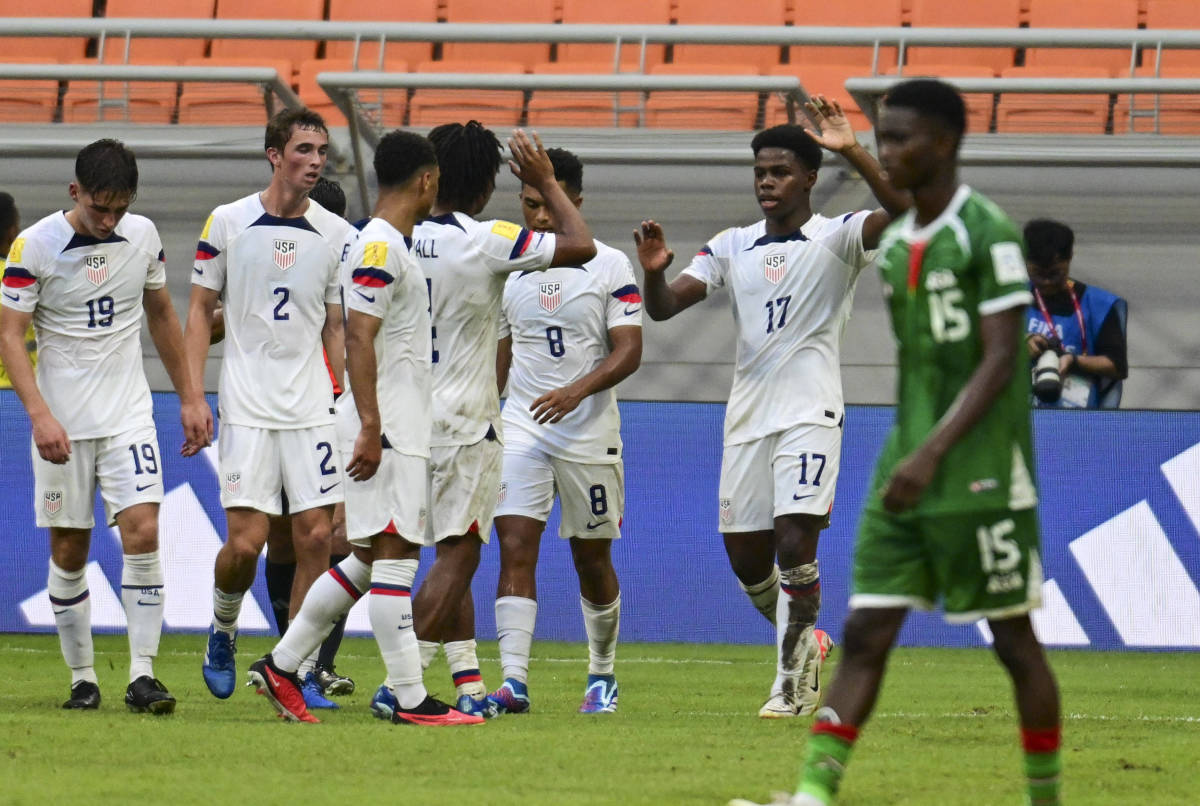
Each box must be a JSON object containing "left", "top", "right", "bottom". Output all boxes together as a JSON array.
[
  {"left": 681, "top": 211, "right": 874, "bottom": 445},
  {"left": 499, "top": 240, "right": 642, "bottom": 463},
  {"left": 411, "top": 211, "right": 557, "bottom": 448},
  {"left": 2, "top": 211, "right": 164, "bottom": 439},
  {"left": 193, "top": 193, "right": 351, "bottom": 429},
  {"left": 337, "top": 217, "right": 432, "bottom": 458}
]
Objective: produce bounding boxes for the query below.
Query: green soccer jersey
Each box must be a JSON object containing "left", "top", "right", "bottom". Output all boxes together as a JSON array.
[{"left": 869, "top": 185, "right": 1038, "bottom": 515}]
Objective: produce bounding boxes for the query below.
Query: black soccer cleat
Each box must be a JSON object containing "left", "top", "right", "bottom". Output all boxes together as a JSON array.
[
  {"left": 125, "top": 676, "right": 177, "bottom": 715},
  {"left": 63, "top": 680, "right": 101, "bottom": 710}
]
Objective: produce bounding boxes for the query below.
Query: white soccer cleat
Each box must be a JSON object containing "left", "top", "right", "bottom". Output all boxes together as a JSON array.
[{"left": 758, "top": 690, "right": 803, "bottom": 719}]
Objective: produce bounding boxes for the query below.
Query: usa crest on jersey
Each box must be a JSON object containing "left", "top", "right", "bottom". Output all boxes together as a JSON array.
[
  {"left": 273, "top": 239, "right": 297, "bottom": 270},
  {"left": 539, "top": 281, "right": 562, "bottom": 312},
  {"left": 763, "top": 250, "right": 787, "bottom": 284},
  {"left": 43, "top": 490, "right": 63, "bottom": 515},
  {"left": 84, "top": 254, "right": 108, "bottom": 285}
]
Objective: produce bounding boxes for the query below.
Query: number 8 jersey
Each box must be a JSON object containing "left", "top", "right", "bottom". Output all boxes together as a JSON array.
[{"left": 1, "top": 211, "right": 165, "bottom": 439}]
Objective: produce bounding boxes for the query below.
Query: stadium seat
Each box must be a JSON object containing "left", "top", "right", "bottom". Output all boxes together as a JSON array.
[
  {"left": 671, "top": 0, "right": 788, "bottom": 72},
  {"left": 326, "top": 0, "right": 439, "bottom": 67},
  {"left": 442, "top": 0, "right": 556, "bottom": 68},
  {"left": 297, "top": 58, "right": 409, "bottom": 127},
  {"left": 211, "top": 0, "right": 325, "bottom": 74},
  {"left": 558, "top": 0, "right": 671, "bottom": 69},
  {"left": 644, "top": 63, "right": 762, "bottom": 130},
  {"left": 0, "top": 0, "right": 93, "bottom": 62},
  {"left": 1025, "top": 0, "right": 1140, "bottom": 75},
  {"left": 1144, "top": 1, "right": 1200, "bottom": 69},
  {"left": 177, "top": 57, "right": 294, "bottom": 125},
  {"left": 0, "top": 56, "right": 60, "bottom": 123},
  {"left": 763, "top": 64, "right": 874, "bottom": 131},
  {"left": 995, "top": 65, "right": 1114, "bottom": 133},
  {"left": 407, "top": 59, "right": 526, "bottom": 127},
  {"left": 887, "top": 65, "right": 997, "bottom": 134},
  {"left": 789, "top": 0, "right": 903, "bottom": 72},
  {"left": 102, "top": 0, "right": 214, "bottom": 62},
  {"left": 526, "top": 61, "right": 641, "bottom": 127},
  {"left": 906, "top": 0, "right": 1021, "bottom": 75},
  {"left": 62, "top": 55, "right": 180, "bottom": 124},
  {"left": 1113, "top": 66, "right": 1200, "bottom": 134}
]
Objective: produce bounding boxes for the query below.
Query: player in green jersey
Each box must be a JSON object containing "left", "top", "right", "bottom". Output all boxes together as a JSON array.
[{"left": 730, "top": 78, "right": 1062, "bottom": 806}]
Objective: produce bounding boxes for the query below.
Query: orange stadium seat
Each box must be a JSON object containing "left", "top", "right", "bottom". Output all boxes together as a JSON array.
[
  {"left": 407, "top": 59, "right": 525, "bottom": 127},
  {"left": 442, "top": 0, "right": 556, "bottom": 68},
  {"left": 210, "top": 0, "right": 325, "bottom": 73},
  {"left": 995, "top": 65, "right": 1114, "bottom": 133},
  {"left": 558, "top": 0, "right": 671, "bottom": 69},
  {"left": 297, "top": 57, "right": 409, "bottom": 127},
  {"left": 1144, "top": 1, "right": 1200, "bottom": 69},
  {"left": 906, "top": 0, "right": 1021, "bottom": 75},
  {"left": 102, "top": 0, "right": 214, "bottom": 62},
  {"left": 644, "top": 63, "right": 762, "bottom": 130},
  {"left": 789, "top": 0, "right": 904, "bottom": 72},
  {"left": 62, "top": 54, "right": 180, "bottom": 124},
  {"left": 1113, "top": 66, "right": 1200, "bottom": 134},
  {"left": 672, "top": 0, "right": 788, "bottom": 72},
  {"left": 887, "top": 64, "right": 997, "bottom": 133},
  {"left": 327, "top": 0, "right": 439, "bottom": 67},
  {"left": 0, "top": 0, "right": 93, "bottom": 62},
  {"left": 526, "top": 61, "right": 641, "bottom": 127},
  {"left": 764, "top": 63, "right": 874, "bottom": 130},
  {"left": 1025, "top": 0, "right": 1140, "bottom": 74},
  {"left": 177, "top": 56, "right": 294, "bottom": 124},
  {"left": 0, "top": 56, "right": 60, "bottom": 123}
]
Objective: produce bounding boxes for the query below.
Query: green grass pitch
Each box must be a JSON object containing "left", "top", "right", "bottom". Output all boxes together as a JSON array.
[{"left": 2, "top": 634, "right": 1198, "bottom": 805}]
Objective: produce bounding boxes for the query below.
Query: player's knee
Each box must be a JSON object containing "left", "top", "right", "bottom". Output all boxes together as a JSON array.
[
  {"left": 221, "top": 538, "right": 264, "bottom": 570},
  {"left": 840, "top": 610, "right": 896, "bottom": 665},
  {"left": 571, "top": 548, "right": 613, "bottom": 581},
  {"left": 120, "top": 517, "right": 159, "bottom": 555},
  {"left": 292, "top": 523, "right": 332, "bottom": 559},
  {"left": 990, "top": 618, "right": 1041, "bottom": 677}
]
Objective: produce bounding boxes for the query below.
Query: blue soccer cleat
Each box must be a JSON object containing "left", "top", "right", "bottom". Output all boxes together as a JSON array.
[
  {"left": 578, "top": 674, "right": 618, "bottom": 714},
  {"left": 456, "top": 693, "right": 499, "bottom": 719},
  {"left": 370, "top": 684, "right": 398, "bottom": 720},
  {"left": 301, "top": 672, "right": 339, "bottom": 709},
  {"left": 202, "top": 626, "right": 237, "bottom": 699},
  {"left": 484, "top": 678, "right": 531, "bottom": 715}
]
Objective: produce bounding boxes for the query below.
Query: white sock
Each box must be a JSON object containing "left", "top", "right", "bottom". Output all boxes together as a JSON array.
[
  {"left": 121, "top": 551, "right": 164, "bottom": 682},
  {"left": 418, "top": 640, "right": 440, "bottom": 670},
  {"left": 739, "top": 565, "right": 780, "bottom": 624},
  {"left": 369, "top": 559, "right": 426, "bottom": 709},
  {"left": 444, "top": 639, "right": 485, "bottom": 698},
  {"left": 581, "top": 594, "right": 620, "bottom": 676},
  {"left": 211, "top": 588, "right": 243, "bottom": 635},
  {"left": 495, "top": 595, "right": 537, "bottom": 684},
  {"left": 48, "top": 561, "right": 96, "bottom": 685},
  {"left": 772, "top": 562, "right": 820, "bottom": 696},
  {"left": 272, "top": 554, "right": 370, "bottom": 674}
]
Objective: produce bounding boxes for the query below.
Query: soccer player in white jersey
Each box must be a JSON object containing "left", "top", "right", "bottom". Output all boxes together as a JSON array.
[
  {"left": 0, "top": 139, "right": 205, "bottom": 713},
  {"left": 483, "top": 148, "right": 642, "bottom": 716},
  {"left": 381, "top": 122, "right": 596, "bottom": 719},
  {"left": 243, "top": 130, "right": 482, "bottom": 725},
  {"left": 183, "top": 109, "right": 352, "bottom": 708},
  {"left": 635, "top": 97, "right": 910, "bottom": 718}
]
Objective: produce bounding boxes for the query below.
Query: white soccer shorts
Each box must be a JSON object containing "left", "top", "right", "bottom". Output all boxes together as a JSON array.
[
  {"left": 427, "top": 434, "right": 503, "bottom": 544},
  {"left": 341, "top": 443, "right": 429, "bottom": 547},
  {"left": 495, "top": 445, "right": 624, "bottom": 540},
  {"left": 217, "top": 423, "right": 344, "bottom": 514},
  {"left": 33, "top": 423, "right": 164, "bottom": 529},
  {"left": 717, "top": 421, "right": 843, "bottom": 533}
]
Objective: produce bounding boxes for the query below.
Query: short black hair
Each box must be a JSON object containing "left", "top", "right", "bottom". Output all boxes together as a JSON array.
[
  {"left": 74, "top": 139, "right": 138, "bottom": 199},
  {"left": 264, "top": 107, "right": 328, "bottom": 155},
  {"left": 427, "top": 121, "right": 502, "bottom": 210},
  {"left": 883, "top": 78, "right": 968, "bottom": 143},
  {"left": 374, "top": 130, "right": 438, "bottom": 191},
  {"left": 751, "top": 124, "right": 823, "bottom": 172},
  {"left": 308, "top": 177, "right": 347, "bottom": 217},
  {"left": 0, "top": 192, "right": 16, "bottom": 237},
  {"left": 1024, "top": 218, "right": 1075, "bottom": 267},
  {"left": 543, "top": 147, "right": 584, "bottom": 196}
]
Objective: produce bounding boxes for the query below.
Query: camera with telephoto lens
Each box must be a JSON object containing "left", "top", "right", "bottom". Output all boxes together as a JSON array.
[{"left": 1033, "top": 350, "right": 1063, "bottom": 403}]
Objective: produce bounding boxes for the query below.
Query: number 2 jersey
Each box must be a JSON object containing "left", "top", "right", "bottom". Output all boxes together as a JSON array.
[
  {"left": 411, "top": 211, "right": 557, "bottom": 448},
  {"left": 1, "top": 210, "right": 165, "bottom": 439},
  {"left": 499, "top": 240, "right": 643, "bottom": 464},
  {"left": 871, "top": 185, "right": 1037, "bottom": 515},
  {"left": 681, "top": 211, "right": 874, "bottom": 446},
  {"left": 193, "top": 193, "right": 351, "bottom": 430}
]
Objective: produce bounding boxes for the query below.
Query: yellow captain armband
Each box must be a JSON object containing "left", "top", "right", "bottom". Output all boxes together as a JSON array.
[
  {"left": 491, "top": 221, "right": 522, "bottom": 241},
  {"left": 8, "top": 237, "right": 25, "bottom": 264},
  {"left": 362, "top": 241, "right": 389, "bottom": 268}
]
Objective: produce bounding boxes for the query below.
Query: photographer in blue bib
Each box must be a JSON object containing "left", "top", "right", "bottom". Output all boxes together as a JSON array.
[{"left": 1024, "top": 219, "right": 1128, "bottom": 409}]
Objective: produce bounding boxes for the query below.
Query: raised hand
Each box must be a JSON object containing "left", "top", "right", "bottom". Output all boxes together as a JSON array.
[
  {"left": 507, "top": 129, "right": 556, "bottom": 190},
  {"left": 803, "top": 94, "right": 859, "bottom": 154},
  {"left": 634, "top": 220, "right": 675, "bottom": 273}
]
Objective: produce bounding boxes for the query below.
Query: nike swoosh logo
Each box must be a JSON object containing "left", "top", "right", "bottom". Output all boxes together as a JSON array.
[
  {"left": 586, "top": 520, "right": 609, "bottom": 530},
  {"left": 320, "top": 482, "right": 340, "bottom": 494},
  {"left": 192, "top": 267, "right": 203, "bottom": 275},
  {"left": 792, "top": 493, "right": 815, "bottom": 501},
  {"left": 136, "top": 600, "right": 160, "bottom": 607},
  {"left": 136, "top": 482, "right": 156, "bottom": 491},
  {"left": 52, "top": 609, "right": 68, "bottom": 615},
  {"left": 354, "top": 288, "right": 375, "bottom": 303},
  {"left": 624, "top": 304, "right": 641, "bottom": 315},
  {"left": 3, "top": 291, "right": 19, "bottom": 301}
]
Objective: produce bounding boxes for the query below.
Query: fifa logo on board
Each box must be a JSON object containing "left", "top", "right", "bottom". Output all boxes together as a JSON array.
[
  {"left": 539, "top": 281, "right": 562, "bottom": 312},
  {"left": 763, "top": 251, "right": 787, "bottom": 284},
  {"left": 273, "top": 240, "right": 297, "bottom": 270},
  {"left": 84, "top": 255, "right": 109, "bottom": 286}
]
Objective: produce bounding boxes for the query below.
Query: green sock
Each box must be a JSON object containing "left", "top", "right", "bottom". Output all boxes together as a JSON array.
[
  {"left": 798, "top": 728, "right": 857, "bottom": 804},
  {"left": 1025, "top": 750, "right": 1062, "bottom": 805}
]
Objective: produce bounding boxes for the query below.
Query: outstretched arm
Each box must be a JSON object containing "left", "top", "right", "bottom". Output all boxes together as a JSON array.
[
  {"left": 633, "top": 220, "right": 708, "bottom": 321},
  {"left": 529, "top": 325, "right": 642, "bottom": 425}
]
